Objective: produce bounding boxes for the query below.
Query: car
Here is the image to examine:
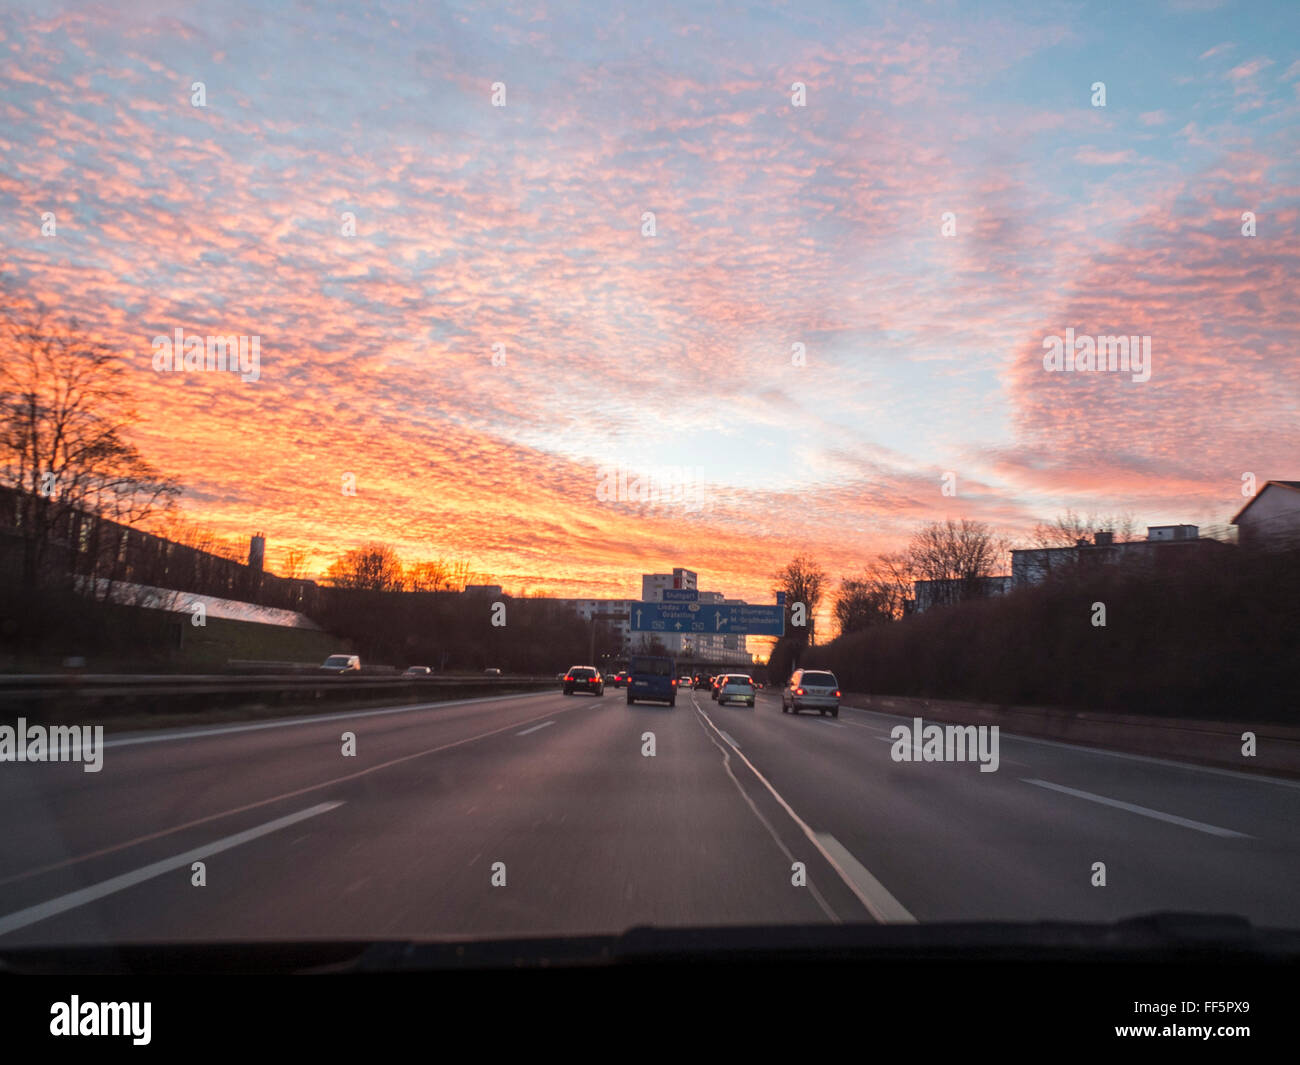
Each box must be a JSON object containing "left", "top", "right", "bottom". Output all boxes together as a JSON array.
[
  {"left": 563, "top": 665, "right": 605, "bottom": 696},
  {"left": 710, "top": 674, "right": 726, "bottom": 700},
  {"left": 679, "top": 675, "right": 691, "bottom": 685},
  {"left": 718, "top": 674, "right": 756, "bottom": 707},
  {"left": 692, "top": 673, "right": 710, "bottom": 690},
  {"left": 403, "top": 666, "right": 432, "bottom": 676},
  {"left": 610, "top": 671, "right": 630, "bottom": 688},
  {"left": 320, "top": 654, "right": 361, "bottom": 674},
  {"left": 484, "top": 668, "right": 502, "bottom": 675},
  {"left": 782, "top": 669, "right": 842, "bottom": 717},
  {"left": 626, "top": 654, "right": 676, "bottom": 706}
]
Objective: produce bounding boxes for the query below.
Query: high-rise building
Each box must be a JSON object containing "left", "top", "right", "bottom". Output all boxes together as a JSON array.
[{"left": 483, "top": 566, "right": 752, "bottom": 666}]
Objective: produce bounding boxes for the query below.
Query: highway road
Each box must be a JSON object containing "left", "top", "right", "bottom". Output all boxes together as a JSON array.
[{"left": 1, "top": 686, "right": 1298, "bottom": 945}]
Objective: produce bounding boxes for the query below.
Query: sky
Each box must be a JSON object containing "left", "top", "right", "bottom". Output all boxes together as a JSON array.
[{"left": 1, "top": 0, "right": 1297, "bottom": 609}]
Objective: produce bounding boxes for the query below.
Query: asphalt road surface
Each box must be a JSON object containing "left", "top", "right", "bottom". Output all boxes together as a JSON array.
[{"left": 2, "top": 686, "right": 1298, "bottom": 945}]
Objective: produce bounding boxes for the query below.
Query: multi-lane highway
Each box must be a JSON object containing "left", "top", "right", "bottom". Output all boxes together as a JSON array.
[{"left": 1, "top": 687, "right": 1298, "bottom": 945}]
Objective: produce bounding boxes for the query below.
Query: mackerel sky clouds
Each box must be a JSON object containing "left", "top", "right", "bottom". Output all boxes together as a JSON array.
[{"left": 1, "top": 0, "right": 1297, "bottom": 601}]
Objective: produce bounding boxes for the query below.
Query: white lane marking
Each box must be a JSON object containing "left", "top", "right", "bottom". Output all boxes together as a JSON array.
[
  {"left": 1023, "top": 779, "right": 1253, "bottom": 838},
  {"left": 1, "top": 704, "right": 582, "bottom": 890},
  {"left": 1008, "top": 735, "right": 1300, "bottom": 790},
  {"left": 842, "top": 707, "right": 1300, "bottom": 789},
  {"left": 516, "top": 720, "right": 555, "bottom": 736},
  {"left": 695, "top": 706, "right": 915, "bottom": 924},
  {"left": 821, "top": 720, "right": 847, "bottom": 729},
  {"left": 103, "top": 690, "right": 555, "bottom": 748},
  {"left": 717, "top": 730, "right": 740, "bottom": 749},
  {"left": 0, "top": 802, "right": 343, "bottom": 937},
  {"left": 694, "top": 720, "right": 838, "bottom": 924},
  {"left": 815, "top": 834, "right": 915, "bottom": 923}
]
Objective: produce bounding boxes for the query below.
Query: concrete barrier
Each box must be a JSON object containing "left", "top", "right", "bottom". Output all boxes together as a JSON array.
[{"left": 842, "top": 692, "right": 1300, "bottom": 778}]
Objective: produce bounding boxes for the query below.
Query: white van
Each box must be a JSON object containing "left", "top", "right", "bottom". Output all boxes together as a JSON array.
[{"left": 320, "top": 654, "right": 361, "bottom": 674}]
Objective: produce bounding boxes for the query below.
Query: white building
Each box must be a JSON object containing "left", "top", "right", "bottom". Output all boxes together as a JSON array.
[
  {"left": 910, "top": 575, "right": 1012, "bottom": 613},
  {"left": 641, "top": 567, "right": 697, "bottom": 602},
  {"left": 513, "top": 566, "right": 752, "bottom": 666},
  {"left": 1231, "top": 481, "right": 1300, "bottom": 550},
  {"left": 1011, "top": 525, "right": 1222, "bottom": 588}
]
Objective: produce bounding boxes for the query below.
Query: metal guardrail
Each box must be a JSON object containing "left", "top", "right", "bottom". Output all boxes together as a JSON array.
[
  {"left": 0, "top": 673, "right": 552, "bottom": 690},
  {"left": 0, "top": 673, "right": 559, "bottom": 721}
]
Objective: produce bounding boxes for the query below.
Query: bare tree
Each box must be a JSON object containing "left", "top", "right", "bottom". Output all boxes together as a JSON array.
[
  {"left": 407, "top": 558, "right": 454, "bottom": 592},
  {"left": 278, "top": 548, "right": 310, "bottom": 582},
  {"left": 1029, "top": 509, "right": 1139, "bottom": 548},
  {"left": 875, "top": 551, "right": 915, "bottom": 614},
  {"left": 324, "top": 544, "right": 406, "bottom": 591},
  {"left": 0, "top": 306, "right": 181, "bottom": 594},
  {"left": 281, "top": 547, "right": 309, "bottom": 581},
  {"left": 773, "top": 554, "right": 828, "bottom": 646},
  {"left": 447, "top": 559, "right": 478, "bottom": 592},
  {"left": 906, "top": 519, "right": 1008, "bottom": 607},
  {"left": 833, "top": 554, "right": 911, "bottom": 635}
]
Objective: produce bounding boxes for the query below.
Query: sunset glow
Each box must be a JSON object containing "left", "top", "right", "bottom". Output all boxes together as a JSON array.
[{"left": 2, "top": 0, "right": 1297, "bottom": 601}]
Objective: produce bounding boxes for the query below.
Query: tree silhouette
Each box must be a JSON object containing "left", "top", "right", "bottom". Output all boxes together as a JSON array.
[{"left": 0, "top": 305, "right": 181, "bottom": 595}]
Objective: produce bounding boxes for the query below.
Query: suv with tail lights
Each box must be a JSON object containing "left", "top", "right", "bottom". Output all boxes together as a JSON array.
[{"left": 781, "top": 669, "right": 841, "bottom": 717}]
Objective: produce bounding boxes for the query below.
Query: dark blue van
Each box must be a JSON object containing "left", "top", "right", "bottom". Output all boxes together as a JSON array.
[{"left": 626, "top": 654, "right": 677, "bottom": 706}]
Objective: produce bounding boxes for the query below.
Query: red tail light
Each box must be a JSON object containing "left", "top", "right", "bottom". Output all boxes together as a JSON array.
[
  {"left": 565, "top": 675, "right": 574, "bottom": 682},
  {"left": 796, "top": 687, "right": 805, "bottom": 695},
  {"left": 671, "top": 678, "right": 678, "bottom": 685},
  {"left": 834, "top": 690, "right": 841, "bottom": 698}
]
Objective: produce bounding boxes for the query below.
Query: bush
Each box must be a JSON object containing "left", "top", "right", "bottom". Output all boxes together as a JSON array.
[{"left": 805, "top": 544, "right": 1299, "bottom": 723}]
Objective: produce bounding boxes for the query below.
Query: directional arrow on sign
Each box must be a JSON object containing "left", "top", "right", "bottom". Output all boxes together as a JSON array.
[{"left": 630, "top": 600, "right": 783, "bottom": 636}]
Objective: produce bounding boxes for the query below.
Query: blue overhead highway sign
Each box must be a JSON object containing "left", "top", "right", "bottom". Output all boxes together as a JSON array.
[{"left": 630, "top": 601, "right": 784, "bottom": 636}]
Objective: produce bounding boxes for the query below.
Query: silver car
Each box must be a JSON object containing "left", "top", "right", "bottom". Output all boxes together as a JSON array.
[
  {"left": 718, "top": 674, "right": 756, "bottom": 707},
  {"left": 782, "top": 669, "right": 840, "bottom": 717}
]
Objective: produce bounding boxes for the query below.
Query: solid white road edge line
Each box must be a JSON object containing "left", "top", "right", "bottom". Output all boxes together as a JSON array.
[
  {"left": 0, "top": 802, "right": 344, "bottom": 937},
  {"left": 694, "top": 701, "right": 916, "bottom": 924}
]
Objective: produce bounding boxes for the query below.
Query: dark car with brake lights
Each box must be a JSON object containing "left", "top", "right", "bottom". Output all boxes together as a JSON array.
[{"left": 563, "top": 666, "right": 605, "bottom": 696}]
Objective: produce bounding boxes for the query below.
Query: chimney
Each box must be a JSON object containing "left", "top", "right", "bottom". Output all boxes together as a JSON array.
[
  {"left": 249, "top": 533, "right": 265, "bottom": 572},
  {"left": 1094, "top": 531, "right": 1114, "bottom": 547}
]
